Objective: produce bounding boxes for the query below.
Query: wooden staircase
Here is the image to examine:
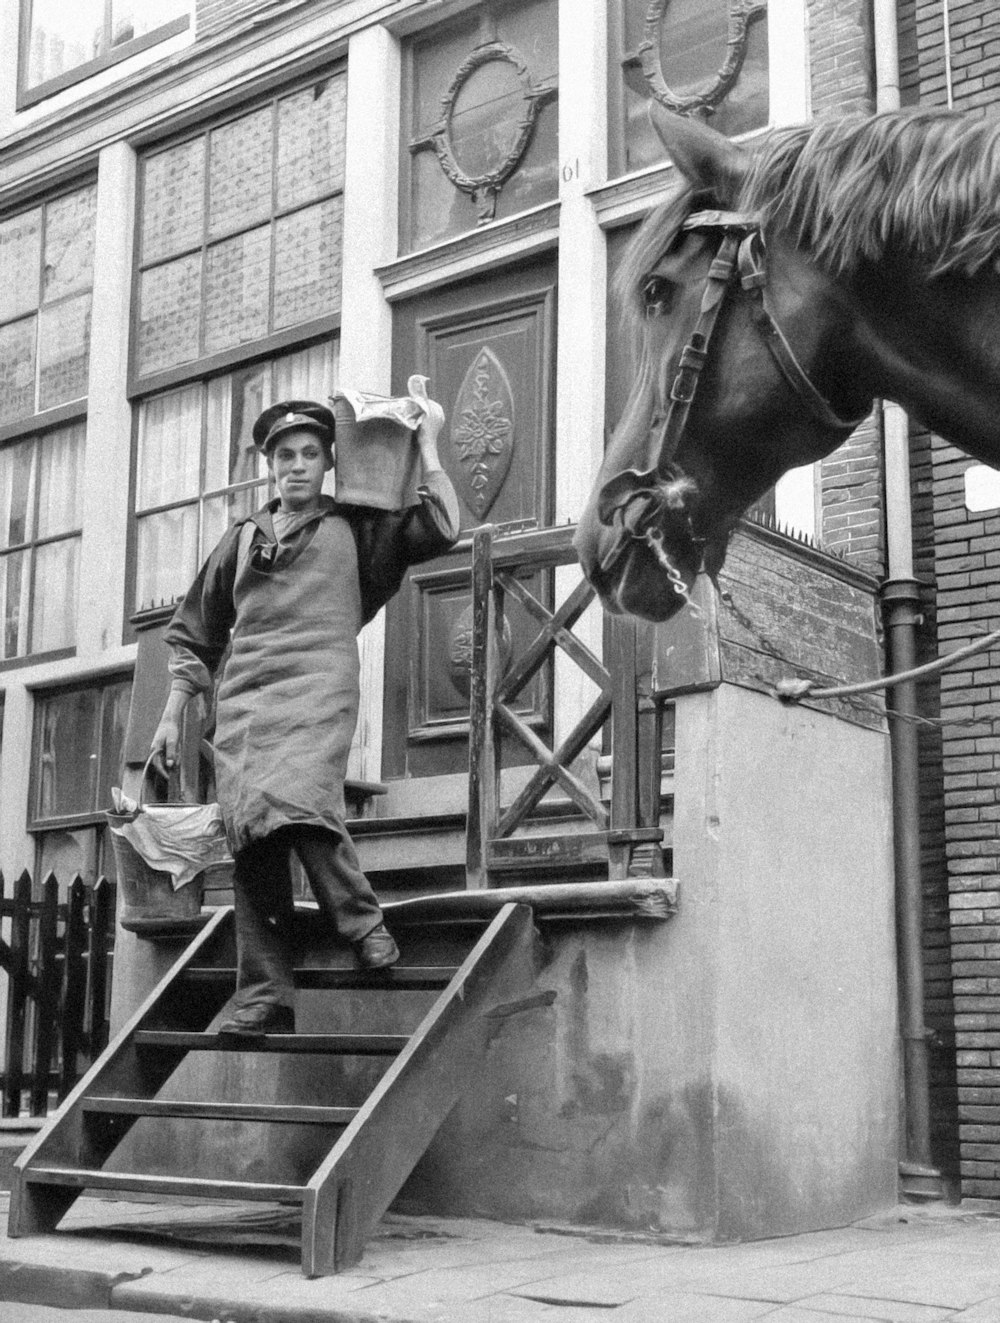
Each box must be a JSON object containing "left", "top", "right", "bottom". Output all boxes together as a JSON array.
[{"left": 9, "top": 900, "right": 538, "bottom": 1276}]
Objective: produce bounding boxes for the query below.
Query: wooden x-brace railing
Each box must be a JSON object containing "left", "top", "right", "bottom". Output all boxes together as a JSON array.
[{"left": 466, "top": 523, "right": 665, "bottom": 889}]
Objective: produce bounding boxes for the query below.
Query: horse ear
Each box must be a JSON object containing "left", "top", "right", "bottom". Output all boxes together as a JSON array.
[{"left": 648, "top": 102, "right": 748, "bottom": 203}]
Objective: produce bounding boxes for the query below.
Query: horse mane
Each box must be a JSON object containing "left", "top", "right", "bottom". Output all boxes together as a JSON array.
[{"left": 736, "top": 108, "right": 1000, "bottom": 278}]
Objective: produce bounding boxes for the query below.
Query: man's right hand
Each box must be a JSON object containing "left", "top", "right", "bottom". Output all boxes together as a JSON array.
[{"left": 149, "top": 717, "right": 180, "bottom": 779}]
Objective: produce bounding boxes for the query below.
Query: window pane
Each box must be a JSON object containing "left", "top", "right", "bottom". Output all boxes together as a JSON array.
[
  {"left": 202, "top": 485, "right": 263, "bottom": 558},
  {"left": 141, "top": 139, "right": 206, "bottom": 265},
  {"left": 273, "top": 197, "right": 343, "bottom": 330},
  {"left": 36, "top": 423, "right": 84, "bottom": 537},
  {"left": 272, "top": 340, "right": 337, "bottom": 402},
  {"left": 405, "top": 0, "right": 558, "bottom": 251},
  {"left": 0, "top": 317, "right": 38, "bottom": 424},
  {"left": 111, "top": 0, "right": 187, "bottom": 46},
  {"left": 0, "top": 439, "right": 36, "bottom": 548},
  {"left": 97, "top": 679, "right": 132, "bottom": 810},
  {"left": 276, "top": 76, "right": 347, "bottom": 211},
  {"left": 24, "top": 0, "right": 104, "bottom": 88},
  {"left": 618, "top": 0, "right": 768, "bottom": 173},
  {"left": 208, "top": 108, "right": 274, "bottom": 242},
  {"left": 135, "top": 504, "right": 199, "bottom": 610},
  {"left": 138, "top": 385, "right": 202, "bottom": 509},
  {"left": 0, "top": 549, "right": 30, "bottom": 659},
  {"left": 204, "top": 226, "right": 271, "bottom": 354},
  {"left": 37, "top": 292, "right": 91, "bottom": 410},
  {"left": 31, "top": 535, "right": 79, "bottom": 653},
  {"left": 137, "top": 253, "right": 202, "bottom": 376},
  {"left": 35, "top": 687, "right": 100, "bottom": 817},
  {"left": 0, "top": 209, "right": 41, "bottom": 323},
  {"left": 43, "top": 186, "right": 97, "bottom": 303},
  {"left": 205, "top": 368, "right": 267, "bottom": 493}
]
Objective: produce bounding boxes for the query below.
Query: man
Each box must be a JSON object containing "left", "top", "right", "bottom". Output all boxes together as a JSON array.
[{"left": 150, "top": 386, "right": 460, "bottom": 1035}]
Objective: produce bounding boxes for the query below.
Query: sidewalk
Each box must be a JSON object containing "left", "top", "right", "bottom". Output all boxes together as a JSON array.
[{"left": 1, "top": 1192, "right": 999, "bottom": 1323}]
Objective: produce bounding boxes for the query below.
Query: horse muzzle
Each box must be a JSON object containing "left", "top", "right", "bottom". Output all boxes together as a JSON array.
[{"left": 589, "top": 467, "right": 703, "bottom": 622}]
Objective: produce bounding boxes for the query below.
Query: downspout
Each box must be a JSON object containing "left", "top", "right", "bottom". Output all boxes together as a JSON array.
[{"left": 872, "top": 0, "right": 946, "bottom": 1200}]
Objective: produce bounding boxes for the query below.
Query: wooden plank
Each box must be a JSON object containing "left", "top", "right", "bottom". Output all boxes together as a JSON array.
[
  {"left": 133, "top": 1031, "right": 408, "bottom": 1055},
  {"left": 3, "top": 872, "right": 31, "bottom": 1118},
  {"left": 182, "top": 966, "right": 459, "bottom": 990},
  {"left": 302, "top": 903, "right": 539, "bottom": 1276},
  {"left": 86, "top": 879, "right": 114, "bottom": 1061},
  {"left": 466, "top": 525, "right": 495, "bottom": 890},
  {"left": 81, "top": 1097, "right": 359, "bottom": 1125},
  {"left": 385, "top": 878, "right": 678, "bottom": 923},
  {"left": 486, "top": 832, "right": 615, "bottom": 870},
  {"left": 23, "top": 1167, "right": 305, "bottom": 1202},
  {"left": 29, "top": 876, "right": 59, "bottom": 1116},
  {"left": 60, "top": 878, "right": 88, "bottom": 1100}
]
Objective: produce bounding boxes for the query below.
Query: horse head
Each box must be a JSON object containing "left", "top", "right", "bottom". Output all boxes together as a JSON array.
[{"left": 575, "top": 106, "right": 1000, "bottom": 622}]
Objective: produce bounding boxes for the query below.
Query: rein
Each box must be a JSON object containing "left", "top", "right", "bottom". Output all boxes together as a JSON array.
[{"left": 596, "top": 209, "right": 868, "bottom": 588}]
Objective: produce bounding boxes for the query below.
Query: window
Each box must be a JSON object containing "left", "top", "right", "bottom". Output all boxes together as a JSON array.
[
  {"left": 29, "top": 675, "right": 132, "bottom": 885},
  {"left": 134, "top": 74, "right": 346, "bottom": 388},
  {"left": 20, "top": 0, "right": 189, "bottom": 106},
  {"left": 0, "top": 184, "right": 96, "bottom": 428},
  {"left": 608, "top": 0, "right": 769, "bottom": 177},
  {"left": 0, "top": 422, "right": 84, "bottom": 661},
  {"left": 401, "top": 0, "right": 558, "bottom": 252},
  {"left": 133, "top": 340, "right": 337, "bottom": 610}
]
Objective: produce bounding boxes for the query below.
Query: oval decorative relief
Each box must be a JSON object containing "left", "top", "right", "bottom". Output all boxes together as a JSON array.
[
  {"left": 636, "top": 0, "right": 767, "bottom": 118},
  {"left": 449, "top": 604, "right": 513, "bottom": 699},
  {"left": 451, "top": 346, "right": 515, "bottom": 519},
  {"left": 409, "top": 32, "right": 557, "bottom": 223}
]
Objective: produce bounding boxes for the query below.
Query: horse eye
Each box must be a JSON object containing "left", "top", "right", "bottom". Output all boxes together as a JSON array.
[{"left": 643, "top": 277, "right": 675, "bottom": 317}]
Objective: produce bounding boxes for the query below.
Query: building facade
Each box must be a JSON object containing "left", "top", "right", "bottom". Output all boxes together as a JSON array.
[{"left": 1, "top": 0, "right": 998, "bottom": 1215}]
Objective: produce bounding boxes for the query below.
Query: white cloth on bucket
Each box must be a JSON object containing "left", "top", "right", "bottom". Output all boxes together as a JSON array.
[{"left": 109, "top": 788, "right": 232, "bottom": 890}]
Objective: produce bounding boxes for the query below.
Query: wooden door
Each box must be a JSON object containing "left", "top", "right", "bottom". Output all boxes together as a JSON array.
[{"left": 383, "top": 258, "right": 556, "bottom": 787}]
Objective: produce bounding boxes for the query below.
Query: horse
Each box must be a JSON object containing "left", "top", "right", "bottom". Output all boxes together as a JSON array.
[{"left": 573, "top": 105, "right": 1000, "bottom": 622}]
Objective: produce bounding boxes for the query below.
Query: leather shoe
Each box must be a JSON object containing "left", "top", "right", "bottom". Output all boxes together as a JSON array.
[
  {"left": 354, "top": 922, "right": 400, "bottom": 970},
  {"left": 218, "top": 1003, "right": 295, "bottom": 1035}
]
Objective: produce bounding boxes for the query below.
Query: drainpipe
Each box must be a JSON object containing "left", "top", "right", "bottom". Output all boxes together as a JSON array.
[{"left": 873, "top": 0, "right": 946, "bottom": 1200}]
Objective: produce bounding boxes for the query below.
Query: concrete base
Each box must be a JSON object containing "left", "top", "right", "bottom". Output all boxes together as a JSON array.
[{"left": 404, "top": 684, "right": 899, "bottom": 1241}]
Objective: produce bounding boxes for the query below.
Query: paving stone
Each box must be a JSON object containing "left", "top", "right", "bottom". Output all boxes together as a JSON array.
[{"left": 795, "top": 1293, "right": 958, "bottom": 1321}]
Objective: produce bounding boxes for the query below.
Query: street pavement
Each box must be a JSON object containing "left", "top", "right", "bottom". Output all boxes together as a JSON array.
[{"left": 1, "top": 1192, "right": 999, "bottom": 1322}]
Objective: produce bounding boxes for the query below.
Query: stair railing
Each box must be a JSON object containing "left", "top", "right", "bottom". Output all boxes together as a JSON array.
[{"left": 465, "top": 523, "right": 665, "bottom": 889}]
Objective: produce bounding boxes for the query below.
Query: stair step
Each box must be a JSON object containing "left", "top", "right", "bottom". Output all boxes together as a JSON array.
[
  {"left": 22, "top": 1166, "right": 304, "bottom": 1202},
  {"left": 183, "top": 965, "right": 460, "bottom": 990},
  {"left": 81, "top": 1097, "right": 359, "bottom": 1125},
  {"left": 133, "top": 1030, "right": 409, "bottom": 1055}
]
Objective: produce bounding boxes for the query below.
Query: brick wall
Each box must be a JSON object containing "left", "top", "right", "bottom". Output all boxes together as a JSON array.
[
  {"left": 899, "top": 0, "right": 1000, "bottom": 110},
  {"left": 819, "top": 415, "right": 885, "bottom": 577},
  {"left": 930, "top": 435, "right": 1000, "bottom": 1198},
  {"left": 807, "top": 0, "right": 875, "bottom": 116}
]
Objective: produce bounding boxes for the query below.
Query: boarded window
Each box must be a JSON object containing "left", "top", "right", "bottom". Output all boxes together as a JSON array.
[{"left": 135, "top": 76, "right": 346, "bottom": 383}]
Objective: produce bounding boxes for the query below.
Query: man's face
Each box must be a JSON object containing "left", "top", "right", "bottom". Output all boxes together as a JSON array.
[{"left": 268, "top": 429, "right": 330, "bottom": 511}]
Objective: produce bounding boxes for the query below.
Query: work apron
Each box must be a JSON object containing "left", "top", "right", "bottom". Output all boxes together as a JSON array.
[{"left": 212, "top": 513, "right": 362, "bottom": 855}]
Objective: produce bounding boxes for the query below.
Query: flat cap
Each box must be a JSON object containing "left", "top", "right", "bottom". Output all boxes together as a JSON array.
[{"left": 252, "top": 399, "right": 335, "bottom": 453}]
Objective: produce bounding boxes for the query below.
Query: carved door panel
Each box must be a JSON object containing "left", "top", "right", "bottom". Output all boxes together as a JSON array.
[{"left": 383, "top": 258, "right": 556, "bottom": 785}]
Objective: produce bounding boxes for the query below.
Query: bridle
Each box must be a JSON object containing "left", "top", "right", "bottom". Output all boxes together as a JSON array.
[{"left": 596, "top": 209, "right": 869, "bottom": 598}]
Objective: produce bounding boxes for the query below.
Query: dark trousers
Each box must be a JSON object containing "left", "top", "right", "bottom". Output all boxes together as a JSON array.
[{"left": 232, "top": 824, "right": 383, "bottom": 1009}]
